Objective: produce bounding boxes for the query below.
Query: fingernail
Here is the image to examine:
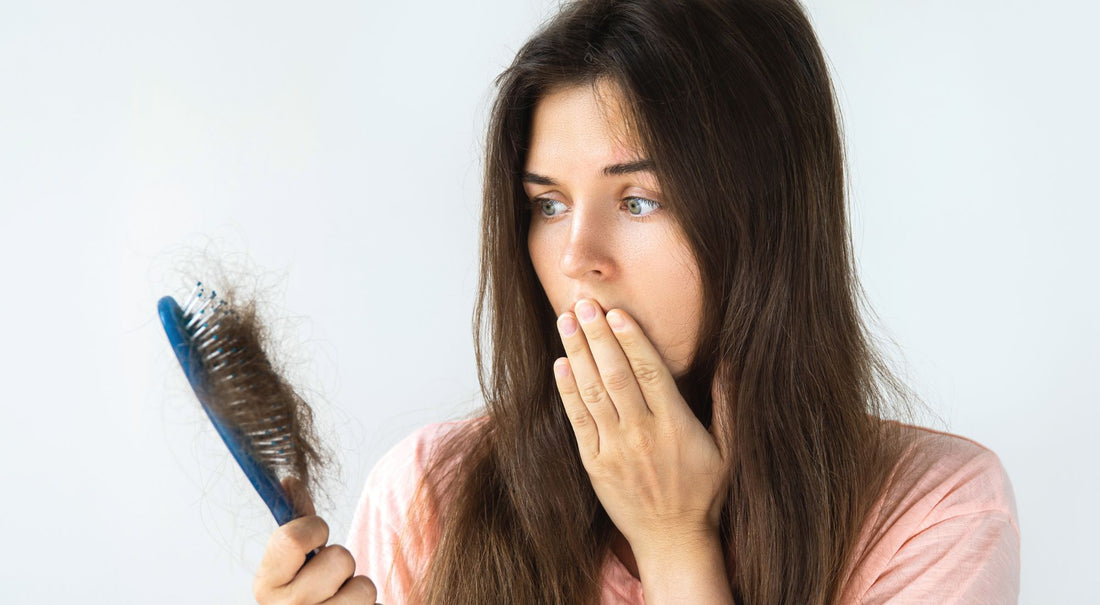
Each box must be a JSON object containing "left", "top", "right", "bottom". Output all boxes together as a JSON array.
[
  {"left": 576, "top": 300, "right": 596, "bottom": 322},
  {"left": 607, "top": 310, "right": 624, "bottom": 331},
  {"left": 558, "top": 314, "right": 578, "bottom": 336}
]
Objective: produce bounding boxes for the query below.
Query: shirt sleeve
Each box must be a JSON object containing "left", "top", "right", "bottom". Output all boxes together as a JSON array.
[{"left": 855, "top": 444, "right": 1021, "bottom": 605}]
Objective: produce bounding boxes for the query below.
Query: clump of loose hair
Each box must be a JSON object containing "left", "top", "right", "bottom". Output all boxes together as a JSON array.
[{"left": 168, "top": 248, "right": 337, "bottom": 515}]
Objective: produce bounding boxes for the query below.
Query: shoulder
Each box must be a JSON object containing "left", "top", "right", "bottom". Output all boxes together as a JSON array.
[
  {"left": 368, "top": 418, "right": 481, "bottom": 485},
  {"left": 884, "top": 421, "right": 1019, "bottom": 528},
  {"left": 841, "top": 422, "right": 1021, "bottom": 603},
  {"left": 357, "top": 415, "right": 486, "bottom": 517}
]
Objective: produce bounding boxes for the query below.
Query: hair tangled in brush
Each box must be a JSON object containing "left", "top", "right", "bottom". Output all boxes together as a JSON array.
[
  {"left": 198, "top": 279, "right": 330, "bottom": 506},
  {"left": 168, "top": 245, "right": 338, "bottom": 513}
]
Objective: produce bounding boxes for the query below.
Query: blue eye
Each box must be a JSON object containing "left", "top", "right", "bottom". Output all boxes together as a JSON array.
[
  {"left": 624, "top": 196, "right": 661, "bottom": 218},
  {"left": 527, "top": 196, "right": 662, "bottom": 221},
  {"left": 531, "top": 198, "right": 566, "bottom": 218}
]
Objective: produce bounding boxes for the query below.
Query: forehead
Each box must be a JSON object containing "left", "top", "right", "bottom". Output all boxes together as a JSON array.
[{"left": 525, "top": 80, "right": 645, "bottom": 168}]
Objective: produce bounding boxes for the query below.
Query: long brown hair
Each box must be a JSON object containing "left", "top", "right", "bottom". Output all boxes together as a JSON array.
[{"left": 400, "top": 1, "right": 930, "bottom": 602}]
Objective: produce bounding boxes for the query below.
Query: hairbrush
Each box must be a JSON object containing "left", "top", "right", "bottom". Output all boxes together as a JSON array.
[{"left": 158, "top": 281, "right": 325, "bottom": 546}]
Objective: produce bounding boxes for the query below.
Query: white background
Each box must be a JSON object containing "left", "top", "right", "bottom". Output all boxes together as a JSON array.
[{"left": 1, "top": 1, "right": 1095, "bottom": 602}]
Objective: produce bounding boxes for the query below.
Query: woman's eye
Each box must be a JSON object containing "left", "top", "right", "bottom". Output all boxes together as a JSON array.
[
  {"left": 531, "top": 198, "right": 566, "bottom": 217},
  {"left": 528, "top": 196, "right": 662, "bottom": 220},
  {"left": 624, "top": 196, "right": 661, "bottom": 218}
]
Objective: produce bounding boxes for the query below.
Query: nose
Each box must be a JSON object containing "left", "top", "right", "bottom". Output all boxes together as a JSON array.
[{"left": 559, "top": 202, "right": 615, "bottom": 280}]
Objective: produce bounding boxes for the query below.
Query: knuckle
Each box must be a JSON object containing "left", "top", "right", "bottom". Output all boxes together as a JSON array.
[
  {"left": 329, "top": 544, "right": 356, "bottom": 577},
  {"left": 272, "top": 526, "right": 301, "bottom": 554},
  {"left": 602, "top": 368, "right": 635, "bottom": 392},
  {"left": 563, "top": 339, "right": 587, "bottom": 357},
  {"left": 660, "top": 417, "right": 688, "bottom": 441},
  {"left": 632, "top": 360, "right": 664, "bottom": 386},
  {"left": 579, "top": 382, "right": 608, "bottom": 406},
  {"left": 585, "top": 455, "right": 610, "bottom": 477},
  {"left": 314, "top": 516, "right": 330, "bottom": 540},
  {"left": 347, "top": 575, "right": 378, "bottom": 600},
  {"left": 568, "top": 409, "right": 593, "bottom": 429},
  {"left": 279, "top": 516, "right": 328, "bottom": 553},
  {"left": 284, "top": 585, "right": 310, "bottom": 605},
  {"left": 587, "top": 324, "right": 610, "bottom": 342},
  {"left": 626, "top": 427, "right": 655, "bottom": 453}
]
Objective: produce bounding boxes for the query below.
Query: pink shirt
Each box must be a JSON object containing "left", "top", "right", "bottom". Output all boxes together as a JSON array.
[{"left": 347, "top": 418, "right": 1020, "bottom": 604}]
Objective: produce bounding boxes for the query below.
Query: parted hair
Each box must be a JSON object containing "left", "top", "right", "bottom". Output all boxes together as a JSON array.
[{"left": 395, "top": 1, "right": 928, "bottom": 603}]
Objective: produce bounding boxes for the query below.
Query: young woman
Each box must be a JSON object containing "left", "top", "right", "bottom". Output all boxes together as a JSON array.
[{"left": 253, "top": 1, "right": 1020, "bottom": 603}]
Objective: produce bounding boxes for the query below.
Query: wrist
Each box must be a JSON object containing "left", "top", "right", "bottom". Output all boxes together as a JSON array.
[
  {"left": 634, "top": 532, "right": 734, "bottom": 605},
  {"left": 633, "top": 528, "right": 723, "bottom": 572},
  {"left": 631, "top": 522, "right": 720, "bottom": 562}
]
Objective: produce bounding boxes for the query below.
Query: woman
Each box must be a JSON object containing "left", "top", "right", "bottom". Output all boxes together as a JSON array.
[{"left": 253, "top": 0, "right": 1020, "bottom": 603}]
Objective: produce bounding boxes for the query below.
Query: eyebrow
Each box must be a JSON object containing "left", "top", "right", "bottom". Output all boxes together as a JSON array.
[{"left": 521, "top": 159, "right": 656, "bottom": 186}]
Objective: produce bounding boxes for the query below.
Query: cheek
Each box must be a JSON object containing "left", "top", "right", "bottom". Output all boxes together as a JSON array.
[
  {"left": 653, "top": 258, "right": 704, "bottom": 368},
  {"left": 528, "top": 226, "right": 543, "bottom": 273},
  {"left": 528, "top": 229, "right": 558, "bottom": 305}
]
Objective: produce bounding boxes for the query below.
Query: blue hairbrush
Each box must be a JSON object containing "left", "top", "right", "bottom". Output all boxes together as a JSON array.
[{"left": 158, "top": 281, "right": 324, "bottom": 557}]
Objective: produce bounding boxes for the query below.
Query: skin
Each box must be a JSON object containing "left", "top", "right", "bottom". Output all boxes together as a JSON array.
[
  {"left": 526, "top": 80, "right": 735, "bottom": 603},
  {"left": 523, "top": 81, "right": 703, "bottom": 378},
  {"left": 253, "top": 478, "right": 378, "bottom": 605}
]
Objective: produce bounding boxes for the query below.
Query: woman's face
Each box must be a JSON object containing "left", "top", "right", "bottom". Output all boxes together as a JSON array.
[{"left": 524, "top": 81, "right": 703, "bottom": 377}]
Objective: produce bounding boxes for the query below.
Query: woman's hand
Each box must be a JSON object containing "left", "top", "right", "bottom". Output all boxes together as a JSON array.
[
  {"left": 253, "top": 477, "right": 380, "bottom": 604},
  {"left": 553, "top": 299, "right": 732, "bottom": 559}
]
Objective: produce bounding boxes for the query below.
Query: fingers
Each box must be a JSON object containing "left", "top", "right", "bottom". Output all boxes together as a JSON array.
[
  {"left": 556, "top": 298, "right": 682, "bottom": 418},
  {"left": 576, "top": 300, "right": 654, "bottom": 424},
  {"left": 256, "top": 536, "right": 368, "bottom": 604},
  {"left": 555, "top": 299, "right": 689, "bottom": 462},
  {"left": 596, "top": 306, "right": 683, "bottom": 420},
  {"left": 557, "top": 300, "right": 652, "bottom": 423},
  {"left": 553, "top": 356, "right": 600, "bottom": 457},
  {"left": 285, "top": 544, "right": 357, "bottom": 603},
  {"left": 253, "top": 490, "right": 376, "bottom": 605},
  {"left": 319, "top": 575, "right": 379, "bottom": 604},
  {"left": 254, "top": 514, "right": 329, "bottom": 599},
  {"left": 557, "top": 309, "right": 618, "bottom": 432}
]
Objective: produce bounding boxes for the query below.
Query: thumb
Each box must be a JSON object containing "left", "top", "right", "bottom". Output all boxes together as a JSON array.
[
  {"left": 281, "top": 476, "right": 316, "bottom": 518},
  {"left": 709, "top": 366, "right": 735, "bottom": 462}
]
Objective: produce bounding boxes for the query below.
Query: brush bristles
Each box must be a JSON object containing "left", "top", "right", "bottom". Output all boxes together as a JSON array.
[{"left": 181, "top": 281, "right": 324, "bottom": 494}]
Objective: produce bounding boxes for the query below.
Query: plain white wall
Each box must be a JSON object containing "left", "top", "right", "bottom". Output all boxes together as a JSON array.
[{"left": 0, "top": 0, "right": 1095, "bottom": 602}]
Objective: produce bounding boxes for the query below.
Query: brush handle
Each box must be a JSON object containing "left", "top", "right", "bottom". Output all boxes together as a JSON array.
[{"left": 159, "top": 296, "right": 317, "bottom": 562}]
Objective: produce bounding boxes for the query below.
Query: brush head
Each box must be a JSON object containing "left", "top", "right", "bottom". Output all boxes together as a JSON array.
[{"left": 159, "top": 281, "right": 324, "bottom": 525}]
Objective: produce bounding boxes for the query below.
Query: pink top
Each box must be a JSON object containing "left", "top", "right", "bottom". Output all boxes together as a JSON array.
[{"left": 346, "top": 418, "right": 1020, "bottom": 604}]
